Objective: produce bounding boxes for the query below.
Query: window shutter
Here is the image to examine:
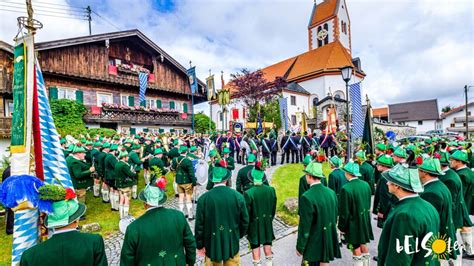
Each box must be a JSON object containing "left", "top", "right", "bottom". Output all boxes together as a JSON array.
[
  {"left": 183, "top": 103, "right": 188, "bottom": 113},
  {"left": 169, "top": 101, "right": 175, "bottom": 110},
  {"left": 130, "top": 128, "right": 136, "bottom": 135},
  {"left": 183, "top": 129, "right": 188, "bottom": 134},
  {"left": 75, "top": 90, "right": 84, "bottom": 104},
  {"left": 49, "top": 87, "right": 58, "bottom": 101},
  {"left": 159, "top": 128, "right": 164, "bottom": 133},
  {"left": 156, "top": 100, "right": 162, "bottom": 108},
  {"left": 128, "top": 96, "right": 135, "bottom": 106},
  {"left": 143, "top": 128, "right": 149, "bottom": 133}
]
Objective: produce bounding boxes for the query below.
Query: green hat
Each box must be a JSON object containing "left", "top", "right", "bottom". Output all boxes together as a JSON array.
[
  {"left": 439, "top": 152, "right": 450, "bottom": 166},
  {"left": 248, "top": 154, "right": 256, "bottom": 163},
  {"left": 124, "top": 139, "right": 133, "bottom": 144},
  {"left": 179, "top": 146, "right": 188, "bottom": 154},
  {"left": 406, "top": 144, "right": 417, "bottom": 152},
  {"left": 211, "top": 166, "right": 231, "bottom": 183},
  {"left": 382, "top": 164, "right": 423, "bottom": 193},
  {"left": 154, "top": 148, "right": 163, "bottom": 155},
  {"left": 72, "top": 145, "right": 86, "bottom": 154},
  {"left": 418, "top": 158, "right": 444, "bottom": 176},
  {"left": 113, "top": 135, "right": 120, "bottom": 140},
  {"left": 342, "top": 161, "right": 362, "bottom": 177},
  {"left": 93, "top": 141, "right": 102, "bottom": 147},
  {"left": 251, "top": 168, "right": 265, "bottom": 184},
  {"left": 223, "top": 147, "right": 230, "bottom": 154},
  {"left": 45, "top": 200, "right": 86, "bottom": 228},
  {"left": 119, "top": 150, "right": 129, "bottom": 159},
  {"left": 190, "top": 146, "right": 197, "bottom": 152},
  {"left": 132, "top": 143, "right": 141, "bottom": 150},
  {"left": 355, "top": 150, "right": 367, "bottom": 161},
  {"left": 425, "top": 139, "right": 433, "bottom": 145},
  {"left": 101, "top": 142, "right": 111, "bottom": 149},
  {"left": 110, "top": 144, "right": 119, "bottom": 151},
  {"left": 85, "top": 140, "right": 93, "bottom": 146},
  {"left": 173, "top": 140, "right": 179, "bottom": 146},
  {"left": 134, "top": 135, "right": 140, "bottom": 140},
  {"left": 303, "top": 162, "right": 324, "bottom": 178},
  {"left": 138, "top": 179, "right": 167, "bottom": 207},
  {"left": 329, "top": 155, "right": 342, "bottom": 168},
  {"left": 60, "top": 138, "right": 66, "bottom": 145},
  {"left": 66, "top": 144, "right": 75, "bottom": 152},
  {"left": 99, "top": 137, "right": 104, "bottom": 142},
  {"left": 376, "top": 143, "right": 387, "bottom": 151},
  {"left": 302, "top": 154, "right": 312, "bottom": 166},
  {"left": 451, "top": 150, "right": 468, "bottom": 163},
  {"left": 377, "top": 154, "right": 394, "bottom": 168},
  {"left": 80, "top": 138, "right": 87, "bottom": 144},
  {"left": 432, "top": 137, "right": 440, "bottom": 142},
  {"left": 209, "top": 150, "right": 217, "bottom": 157},
  {"left": 393, "top": 148, "right": 408, "bottom": 159}
]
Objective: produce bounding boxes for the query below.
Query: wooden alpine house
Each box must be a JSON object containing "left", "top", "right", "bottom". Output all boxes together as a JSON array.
[{"left": 35, "top": 29, "right": 206, "bottom": 134}]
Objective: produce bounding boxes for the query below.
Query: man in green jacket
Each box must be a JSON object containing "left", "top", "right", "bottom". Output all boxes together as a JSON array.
[
  {"left": 195, "top": 165, "right": 249, "bottom": 265},
  {"left": 148, "top": 148, "right": 168, "bottom": 184},
  {"left": 223, "top": 148, "right": 235, "bottom": 185},
  {"left": 296, "top": 162, "right": 341, "bottom": 265},
  {"left": 377, "top": 164, "right": 440, "bottom": 266},
  {"left": 96, "top": 142, "right": 110, "bottom": 202},
  {"left": 115, "top": 150, "right": 138, "bottom": 218},
  {"left": 171, "top": 146, "right": 196, "bottom": 219},
  {"left": 20, "top": 185, "right": 107, "bottom": 266},
  {"left": 450, "top": 149, "right": 474, "bottom": 259},
  {"left": 120, "top": 178, "right": 196, "bottom": 266},
  {"left": 67, "top": 145, "right": 95, "bottom": 205},
  {"left": 339, "top": 161, "right": 374, "bottom": 266},
  {"left": 356, "top": 150, "right": 375, "bottom": 194},
  {"left": 128, "top": 143, "right": 148, "bottom": 199},
  {"left": 236, "top": 153, "right": 256, "bottom": 193},
  {"left": 244, "top": 166, "right": 277, "bottom": 266},
  {"left": 327, "top": 155, "right": 347, "bottom": 195},
  {"left": 418, "top": 157, "right": 459, "bottom": 264},
  {"left": 372, "top": 155, "right": 395, "bottom": 229},
  {"left": 298, "top": 154, "right": 312, "bottom": 217},
  {"left": 104, "top": 144, "right": 119, "bottom": 211}
]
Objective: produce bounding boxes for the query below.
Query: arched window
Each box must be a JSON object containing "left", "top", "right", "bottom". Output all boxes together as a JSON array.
[
  {"left": 312, "top": 96, "right": 319, "bottom": 106},
  {"left": 317, "top": 26, "right": 323, "bottom": 47},
  {"left": 334, "top": 90, "right": 345, "bottom": 100},
  {"left": 323, "top": 23, "right": 329, "bottom": 45}
]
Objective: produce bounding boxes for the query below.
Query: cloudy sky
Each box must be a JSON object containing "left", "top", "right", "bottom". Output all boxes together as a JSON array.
[{"left": 1, "top": 0, "right": 473, "bottom": 113}]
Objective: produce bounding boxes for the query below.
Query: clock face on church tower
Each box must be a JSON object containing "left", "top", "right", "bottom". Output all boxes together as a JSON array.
[{"left": 317, "top": 29, "right": 328, "bottom": 41}]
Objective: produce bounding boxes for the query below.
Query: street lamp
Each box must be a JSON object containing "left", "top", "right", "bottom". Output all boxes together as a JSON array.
[{"left": 340, "top": 65, "right": 353, "bottom": 163}]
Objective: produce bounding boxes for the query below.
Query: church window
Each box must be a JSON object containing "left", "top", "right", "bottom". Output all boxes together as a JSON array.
[
  {"left": 334, "top": 90, "right": 345, "bottom": 100},
  {"left": 323, "top": 23, "right": 329, "bottom": 45},
  {"left": 291, "top": 96, "right": 296, "bottom": 105},
  {"left": 291, "top": 115, "right": 297, "bottom": 126},
  {"left": 317, "top": 26, "right": 323, "bottom": 47},
  {"left": 312, "top": 96, "right": 319, "bottom": 106}
]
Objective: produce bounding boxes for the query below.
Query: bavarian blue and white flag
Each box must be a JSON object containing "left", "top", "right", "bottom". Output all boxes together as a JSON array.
[
  {"left": 187, "top": 66, "right": 197, "bottom": 94},
  {"left": 139, "top": 71, "right": 149, "bottom": 105},
  {"left": 350, "top": 82, "right": 364, "bottom": 139},
  {"left": 279, "top": 97, "right": 289, "bottom": 131},
  {"left": 36, "top": 59, "right": 73, "bottom": 188}
]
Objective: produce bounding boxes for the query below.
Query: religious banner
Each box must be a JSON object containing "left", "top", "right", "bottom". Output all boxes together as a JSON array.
[
  {"left": 206, "top": 74, "right": 215, "bottom": 101},
  {"left": 278, "top": 97, "right": 289, "bottom": 131},
  {"left": 187, "top": 66, "right": 197, "bottom": 94},
  {"left": 11, "top": 43, "right": 27, "bottom": 153}
]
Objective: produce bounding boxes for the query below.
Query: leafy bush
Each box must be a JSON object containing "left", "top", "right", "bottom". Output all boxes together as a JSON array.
[
  {"left": 87, "top": 128, "right": 117, "bottom": 138},
  {"left": 194, "top": 113, "right": 216, "bottom": 133},
  {"left": 50, "top": 99, "right": 87, "bottom": 137}
]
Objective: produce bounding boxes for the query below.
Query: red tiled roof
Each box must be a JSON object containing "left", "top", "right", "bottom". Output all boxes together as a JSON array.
[
  {"left": 373, "top": 107, "right": 388, "bottom": 117},
  {"left": 441, "top": 102, "right": 474, "bottom": 118},
  {"left": 309, "top": 0, "right": 338, "bottom": 28},
  {"left": 261, "top": 56, "right": 297, "bottom": 82}
]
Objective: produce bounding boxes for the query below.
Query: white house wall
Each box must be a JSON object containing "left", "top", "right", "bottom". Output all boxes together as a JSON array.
[
  {"left": 405, "top": 120, "right": 437, "bottom": 134},
  {"left": 336, "top": 0, "right": 351, "bottom": 52}
]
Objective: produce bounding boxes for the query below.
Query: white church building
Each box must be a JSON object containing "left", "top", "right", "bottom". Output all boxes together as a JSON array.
[{"left": 211, "top": 0, "right": 366, "bottom": 131}]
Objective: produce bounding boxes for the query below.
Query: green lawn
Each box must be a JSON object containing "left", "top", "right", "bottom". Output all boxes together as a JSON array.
[
  {"left": 271, "top": 162, "right": 332, "bottom": 226},
  {"left": 0, "top": 171, "right": 175, "bottom": 264}
]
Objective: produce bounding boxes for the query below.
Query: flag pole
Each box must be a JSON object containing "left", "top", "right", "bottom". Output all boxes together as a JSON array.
[{"left": 189, "top": 61, "right": 195, "bottom": 134}]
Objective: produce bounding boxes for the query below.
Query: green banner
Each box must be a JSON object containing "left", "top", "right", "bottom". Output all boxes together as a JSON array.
[{"left": 11, "top": 43, "right": 26, "bottom": 153}]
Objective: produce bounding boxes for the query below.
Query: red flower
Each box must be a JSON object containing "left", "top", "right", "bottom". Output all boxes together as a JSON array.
[
  {"left": 416, "top": 156, "right": 423, "bottom": 165},
  {"left": 434, "top": 153, "right": 441, "bottom": 159},
  {"left": 65, "top": 188, "right": 76, "bottom": 200},
  {"left": 156, "top": 177, "right": 167, "bottom": 190},
  {"left": 256, "top": 161, "right": 262, "bottom": 168},
  {"left": 219, "top": 160, "right": 228, "bottom": 168}
]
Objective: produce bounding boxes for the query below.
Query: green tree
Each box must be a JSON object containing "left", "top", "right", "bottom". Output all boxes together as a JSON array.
[
  {"left": 247, "top": 97, "right": 282, "bottom": 130},
  {"left": 50, "top": 99, "right": 87, "bottom": 137},
  {"left": 194, "top": 112, "right": 216, "bottom": 133}
]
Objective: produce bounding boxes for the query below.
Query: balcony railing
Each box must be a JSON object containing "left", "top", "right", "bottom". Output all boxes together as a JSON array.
[
  {"left": 83, "top": 106, "right": 192, "bottom": 126},
  {"left": 0, "top": 117, "right": 12, "bottom": 138}
]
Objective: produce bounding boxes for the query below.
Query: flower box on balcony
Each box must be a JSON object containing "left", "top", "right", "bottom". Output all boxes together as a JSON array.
[
  {"left": 91, "top": 106, "right": 102, "bottom": 115},
  {"left": 108, "top": 65, "right": 118, "bottom": 76},
  {"left": 148, "top": 73, "right": 155, "bottom": 83}
]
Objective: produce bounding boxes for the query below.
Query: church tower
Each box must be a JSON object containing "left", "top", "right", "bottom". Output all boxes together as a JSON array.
[{"left": 308, "top": 0, "right": 351, "bottom": 53}]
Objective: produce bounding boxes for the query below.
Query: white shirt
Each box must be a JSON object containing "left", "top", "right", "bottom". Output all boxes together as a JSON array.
[
  {"left": 53, "top": 228, "right": 77, "bottom": 235},
  {"left": 398, "top": 194, "right": 419, "bottom": 202},
  {"left": 214, "top": 183, "right": 227, "bottom": 187},
  {"left": 422, "top": 178, "right": 439, "bottom": 186}
]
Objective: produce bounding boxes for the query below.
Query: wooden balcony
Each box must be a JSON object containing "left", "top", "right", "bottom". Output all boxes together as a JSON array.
[
  {"left": 83, "top": 107, "right": 192, "bottom": 126},
  {"left": 0, "top": 117, "right": 12, "bottom": 138}
]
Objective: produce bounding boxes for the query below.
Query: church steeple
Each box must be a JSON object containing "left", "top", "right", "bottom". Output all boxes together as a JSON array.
[{"left": 308, "top": 0, "right": 351, "bottom": 54}]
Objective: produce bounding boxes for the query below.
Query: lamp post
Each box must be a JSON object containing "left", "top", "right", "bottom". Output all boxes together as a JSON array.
[{"left": 341, "top": 65, "right": 353, "bottom": 162}]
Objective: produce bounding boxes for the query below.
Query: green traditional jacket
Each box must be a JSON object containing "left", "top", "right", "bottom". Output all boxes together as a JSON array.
[
  {"left": 120, "top": 207, "right": 196, "bottom": 266},
  {"left": 243, "top": 184, "right": 277, "bottom": 246},
  {"left": 20, "top": 231, "right": 107, "bottom": 266},
  {"left": 224, "top": 156, "right": 235, "bottom": 171},
  {"left": 338, "top": 178, "right": 374, "bottom": 245},
  {"left": 377, "top": 196, "right": 440, "bottom": 266},
  {"left": 128, "top": 151, "right": 143, "bottom": 172},
  {"left": 168, "top": 147, "right": 180, "bottom": 160},
  {"left": 328, "top": 168, "right": 347, "bottom": 195},
  {"left": 104, "top": 153, "right": 118, "bottom": 182},
  {"left": 63, "top": 150, "right": 70, "bottom": 159},
  {"left": 440, "top": 168, "right": 473, "bottom": 228},
  {"left": 456, "top": 167, "right": 474, "bottom": 215},
  {"left": 195, "top": 185, "right": 249, "bottom": 262},
  {"left": 359, "top": 161, "right": 375, "bottom": 194},
  {"left": 206, "top": 163, "right": 215, "bottom": 190},
  {"left": 420, "top": 179, "right": 458, "bottom": 260},
  {"left": 68, "top": 156, "right": 93, "bottom": 189},
  {"left": 144, "top": 144, "right": 154, "bottom": 157},
  {"left": 171, "top": 156, "right": 196, "bottom": 185},
  {"left": 298, "top": 175, "right": 327, "bottom": 216},
  {"left": 97, "top": 151, "right": 108, "bottom": 178},
  {"left": 373, "top": 175, "right": 397, "bottom": 228},
  {"left": 114, "top": 160, "right": 137, "bottom": 189},
  {"left": 236, "top": 165, "right": 254, "bottom": 193},
  {"left": 297, "top": 183, "right": 341, "bottom": 263},
  {"left": 85, "top": 148, "right": 93, "bottom": 164}
]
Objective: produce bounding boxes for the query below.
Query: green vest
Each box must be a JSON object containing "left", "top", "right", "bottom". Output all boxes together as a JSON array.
[
  {"left": 172, "top": 156, "right": 196, "bottom": 185},
  {"left": 20, "top": 231, "right": 107, "bottom": 266},
  {"left": 439, "top": 168, "right": 473, "bottom": 228},
  {"left": 377, "top": 196, "right": 440, "bottom": 266},
  {"left": 297, "top": 183, "right": 341, "bottom": 263},
  {"left": 67, "top": 156, "right": 92, "bottom": 189},
  {"left": 195, "top": 186, "right": 249, "bottom": 262},
  {"left": 120, "top": 207, "right": 196, "bottom": 266},
  {"left": 114, "top": 160, "right": 137, "bottom": 188},
  {"left": 338, "top": 178, "right": 374, "bottom": 246},
  {"left": 456, "top": 167, "right": 474, "bottom": 215},
  {"left": 243, "top": 184, "right": 277, "bottom": 246},
  {"left": 420, "top": 179, "right": 458, "bottom": 259}
]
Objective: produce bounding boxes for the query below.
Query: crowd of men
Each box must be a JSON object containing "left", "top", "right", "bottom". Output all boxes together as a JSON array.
[{"left": 13, "top": 129, "right": 474, "bottom": 266}]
